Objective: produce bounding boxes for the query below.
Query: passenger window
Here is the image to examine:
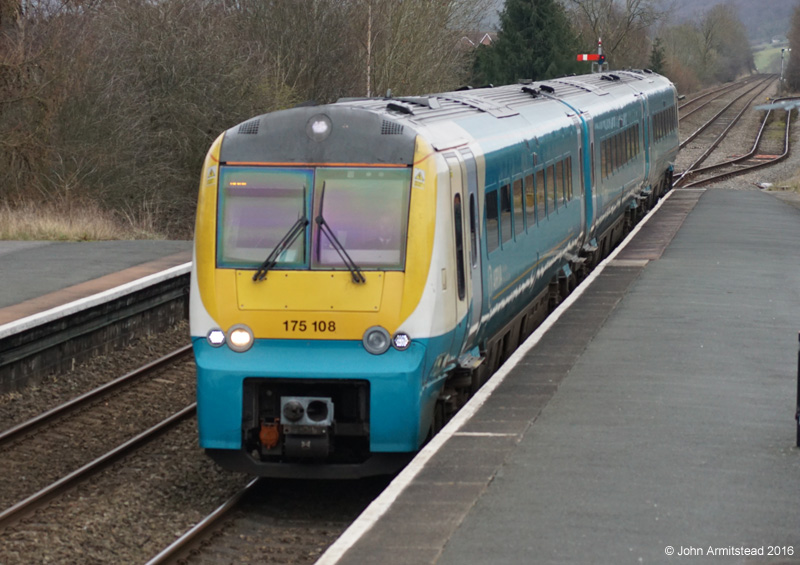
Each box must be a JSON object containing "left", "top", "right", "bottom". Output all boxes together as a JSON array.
[
  {"left": 555, "top": 160, "right": 565, "bottom": 206},
  {"left": 536, "top": 169, "right": 546, "bottom": 220},
  {"left": 565, "top": 157, "right": 573, "bottom": 201},
  {"left": 546, "top": 165, "right": 556, "bottom": 212},
  {"left": 500, "top": 184, "right": 512, "bottom": 243},
  {"left": 513, "top": 178, "right": 525, "bottom": 236},
  {"left": 486, "top": 191, "right": 499, "bottom": 253},
  {"left": 524, "top": 174, "right": 536, "bottom": 228}
]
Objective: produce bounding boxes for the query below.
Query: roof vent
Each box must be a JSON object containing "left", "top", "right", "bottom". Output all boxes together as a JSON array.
[
  {"left": 238, "top": 119, "right": 260, "bottom": 135},
  {"left": 381, "top": 120, "right": 404, "bottom": 135}
]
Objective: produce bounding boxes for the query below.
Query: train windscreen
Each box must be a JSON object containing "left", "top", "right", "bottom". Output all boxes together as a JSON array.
[{"left": 216, "top": 166, "right": 411, "bottom": 271}]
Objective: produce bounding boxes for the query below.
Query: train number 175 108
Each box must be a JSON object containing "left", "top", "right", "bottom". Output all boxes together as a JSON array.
[{"left": 282, "top": 320, "right": 336, "bottom": 333}]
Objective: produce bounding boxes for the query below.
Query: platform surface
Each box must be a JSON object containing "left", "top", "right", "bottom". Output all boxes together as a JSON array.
[
  {"left": 0, "top": 240, "right": 191, "bottom": 325},
  {"left": 325, "top": 188, "right": 800, "bottom": 565}
]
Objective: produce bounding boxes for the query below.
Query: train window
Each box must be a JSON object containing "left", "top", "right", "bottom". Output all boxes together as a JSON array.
[
  {"left": 546, "top": 164, "right": 556, "bottom": 213},
  {"left": 453, "top": 194, "right": 466, "bottom": 301},
  {"left": 610, "top": 135, "right": 616, "bottom": 171},
  {"left": 217, "top": 166, "right": 313, "bottom": 268},
  {"left": 535, "top": 169, "right": 546, "bottom": 220},
  {"left": 600, "top": 140, "right": 607, "bottom": 179},
  {"left": 610, "top": 137, "right": 617, "bottom": 173},
  {"left": 590, "top": 142, "right": 595, "bottom": 187},
  {"left": 513, "top": 178, "right": 525, "bottom": 236},
  {"left": 486, "top": 190, "right": 499, "bottom": 253},
  {"left": 469, "top": 194, "right": 478, "bottom": 267},
  {"left": 625, "top": 129, "right": 632, "bottom": 161},
  {"left": 619, "top": 132, "right": 625, "bottom": 167},
  {"left": 555, "top": 160, "right": 565, "bottom": 206},
  {"left": 500, "top": 183, "right": 512, "bottom": 243},
  {"left": 312, "top": 167, "right": 411, "bottom": 270},
  {"left": 524, "top": 174, "right": 536, "bottom": 228},
  {"left": 565, "top": 157, "right": 573, "bottom": 201},
  {"left": 636, "top": 124, "right": 641, "bottom": 154}
]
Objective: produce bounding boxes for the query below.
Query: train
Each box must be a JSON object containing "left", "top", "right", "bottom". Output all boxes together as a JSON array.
[{"left": 189, "top": 70, "right": 680, "bottom": 478}]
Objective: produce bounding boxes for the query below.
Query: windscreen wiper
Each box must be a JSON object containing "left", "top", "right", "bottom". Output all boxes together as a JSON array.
[
  {"left": 315, "top": 215, "right": 366, "bottom": 284},
  {"left": 253, "top": 215, "right": 309, "bottom": 282},
  {"left": 315, "top": 182, "right": 365, "bottom": 284}
]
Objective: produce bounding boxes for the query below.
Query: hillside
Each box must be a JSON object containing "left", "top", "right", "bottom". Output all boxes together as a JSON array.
[
  {"left": 481, "top": 0, "right": 795, "bottom": 43},
  {"left": 667, "top": 0, "right": 795, "bottom": 42}
]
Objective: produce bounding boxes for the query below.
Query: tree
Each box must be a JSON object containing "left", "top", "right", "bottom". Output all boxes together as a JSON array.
[
  {"left": 649, "top": 36, "right": 665, "bottom": 74},
  {"left": 786, "top": 5, "right": 800, "bottom": 91},
  {"left": 352, "top": 0, "right": 489, "bottom": 97},
  {"left": 473, "top": 0, "right": 581, "bottom": 85},
  {"left": 564, "top": 0, "right": 666, "bottom": 69}
]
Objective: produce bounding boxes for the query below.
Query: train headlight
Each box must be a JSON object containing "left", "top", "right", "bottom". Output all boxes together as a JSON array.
[
  {"left": 207, "top": 329, "right": 226, "bottom": 347},
  {"left": 227, "top": 324, "right": 254, "bottom": 353},
  {"left": 362, "top": 326, "right": 391, "bottom": 355},
  {"left": 392, "top": 333, "right": 411, "bottom": 350}
]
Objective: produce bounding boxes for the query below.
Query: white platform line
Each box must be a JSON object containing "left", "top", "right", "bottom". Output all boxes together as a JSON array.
[
  {"left": 0, "top": 262, "right": 192, "bottom": 340},
  {"left": 316, "top": 189, "right": 678, "bottom": 565}
]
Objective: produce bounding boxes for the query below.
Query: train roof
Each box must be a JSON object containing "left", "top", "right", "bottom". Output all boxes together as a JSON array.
[
  {"left": 335, "top": 70, "right": 675, "bottom": 125},
  {"left": 219, "top": 70, "right": 676, "bottom": 166}
]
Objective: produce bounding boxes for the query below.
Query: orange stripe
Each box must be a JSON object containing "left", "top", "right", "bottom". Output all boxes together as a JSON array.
[
  {"left": 413, "top": 149, "right": 437, "bottom": 166},
  {"left": 224, "top": 161, "right": 409, "bottom": 168}
]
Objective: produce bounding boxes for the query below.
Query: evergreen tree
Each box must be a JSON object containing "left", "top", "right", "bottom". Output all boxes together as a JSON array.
[
  {"left": 649, "top": 37, "right": 666, "bottom": 74},
  {"left": 473, "top": 0, "right": 581, "bottom": 85}
]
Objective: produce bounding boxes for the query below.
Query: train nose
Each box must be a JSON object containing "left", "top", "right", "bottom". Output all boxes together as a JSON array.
[{"left": 282, "top": 400, "right": 305, "bottom": 422}]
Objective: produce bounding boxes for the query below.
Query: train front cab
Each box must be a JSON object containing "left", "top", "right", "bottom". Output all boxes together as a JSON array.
[{"left": 191, "top": 121, "right": 457, "bottom": 478}]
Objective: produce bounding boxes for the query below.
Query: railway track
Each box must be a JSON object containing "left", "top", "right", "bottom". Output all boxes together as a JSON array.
[
  {"left": 0, "top": 347, "right": 195, "bottom": 525},
  {"left": 675, "top": 75, "right": 788, "bottom": 188},
  {"left": 678, "top": 106, "right": 794, "bottom": 188},
  {"left": 677, "top": 76, "right": 760, "bottom": 120},
  {"left": 0, "top": 342, "right": 388, "bottom": 564},
  {"left": 146, "top": 477, "right": 388, "bottom": 565}
]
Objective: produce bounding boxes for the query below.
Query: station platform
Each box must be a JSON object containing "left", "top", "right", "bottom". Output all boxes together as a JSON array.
[
  {"left": 0, "top": 240, "right": 192, "bottom": 327},
  {"left": 321, "top": 188, "right": 800, "bottom": 565}
]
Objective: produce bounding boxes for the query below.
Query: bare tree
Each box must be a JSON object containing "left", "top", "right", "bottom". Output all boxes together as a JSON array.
[{"left": 564, "top": 0, "right": 666, "bottom": 68}]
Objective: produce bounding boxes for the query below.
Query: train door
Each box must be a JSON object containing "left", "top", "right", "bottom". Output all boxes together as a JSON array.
[
  {"left": 580, "top": 112, "right": 597, "bottom": 240},
  {"left": 443, "top": 152, "right": 471, "bottom": 354},
  {"left": 458, "top": 148, "right": 483, "bottom": 345},
  {"left": 640, "top": 95, "right": 651, "bottom": 183}
]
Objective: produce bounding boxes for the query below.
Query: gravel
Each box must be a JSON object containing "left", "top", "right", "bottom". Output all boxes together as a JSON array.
[{"left": 0, "top": 321, "right": 192, "bottom": 432}]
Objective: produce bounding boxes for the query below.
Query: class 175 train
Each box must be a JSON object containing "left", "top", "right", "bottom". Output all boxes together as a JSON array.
[{"left": 190, "top": 70, "right": 680, "bottom": 478}]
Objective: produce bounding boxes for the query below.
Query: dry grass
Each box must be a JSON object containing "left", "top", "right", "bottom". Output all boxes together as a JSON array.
[
  {"left": 769, "top": 176, "right": 800, "bottom": 194},
  {"left": 0, "top": 200, "right": 167, "bottom": 241}
]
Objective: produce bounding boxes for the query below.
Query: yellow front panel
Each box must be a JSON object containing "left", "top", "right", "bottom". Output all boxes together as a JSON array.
[
  {"left": 195, "top": 135, "right": 439, "bottom": 340},
  {"left": 235, "top": 271, "right": 385, "bottom": 312}
]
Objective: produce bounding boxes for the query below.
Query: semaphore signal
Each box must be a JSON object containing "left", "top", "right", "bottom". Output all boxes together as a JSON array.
[{"left": 577, "top": 38, "right": 608, "bottom": 73}]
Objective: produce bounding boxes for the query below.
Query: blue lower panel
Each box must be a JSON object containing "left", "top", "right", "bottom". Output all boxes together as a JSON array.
[{"left": 193, "top": 338, "right": 430, "bottom": 453}]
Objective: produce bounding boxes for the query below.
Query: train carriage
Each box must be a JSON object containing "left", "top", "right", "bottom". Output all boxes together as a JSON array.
[{"left": 190, "top": 70, "right": 679, "bottom": 478}]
